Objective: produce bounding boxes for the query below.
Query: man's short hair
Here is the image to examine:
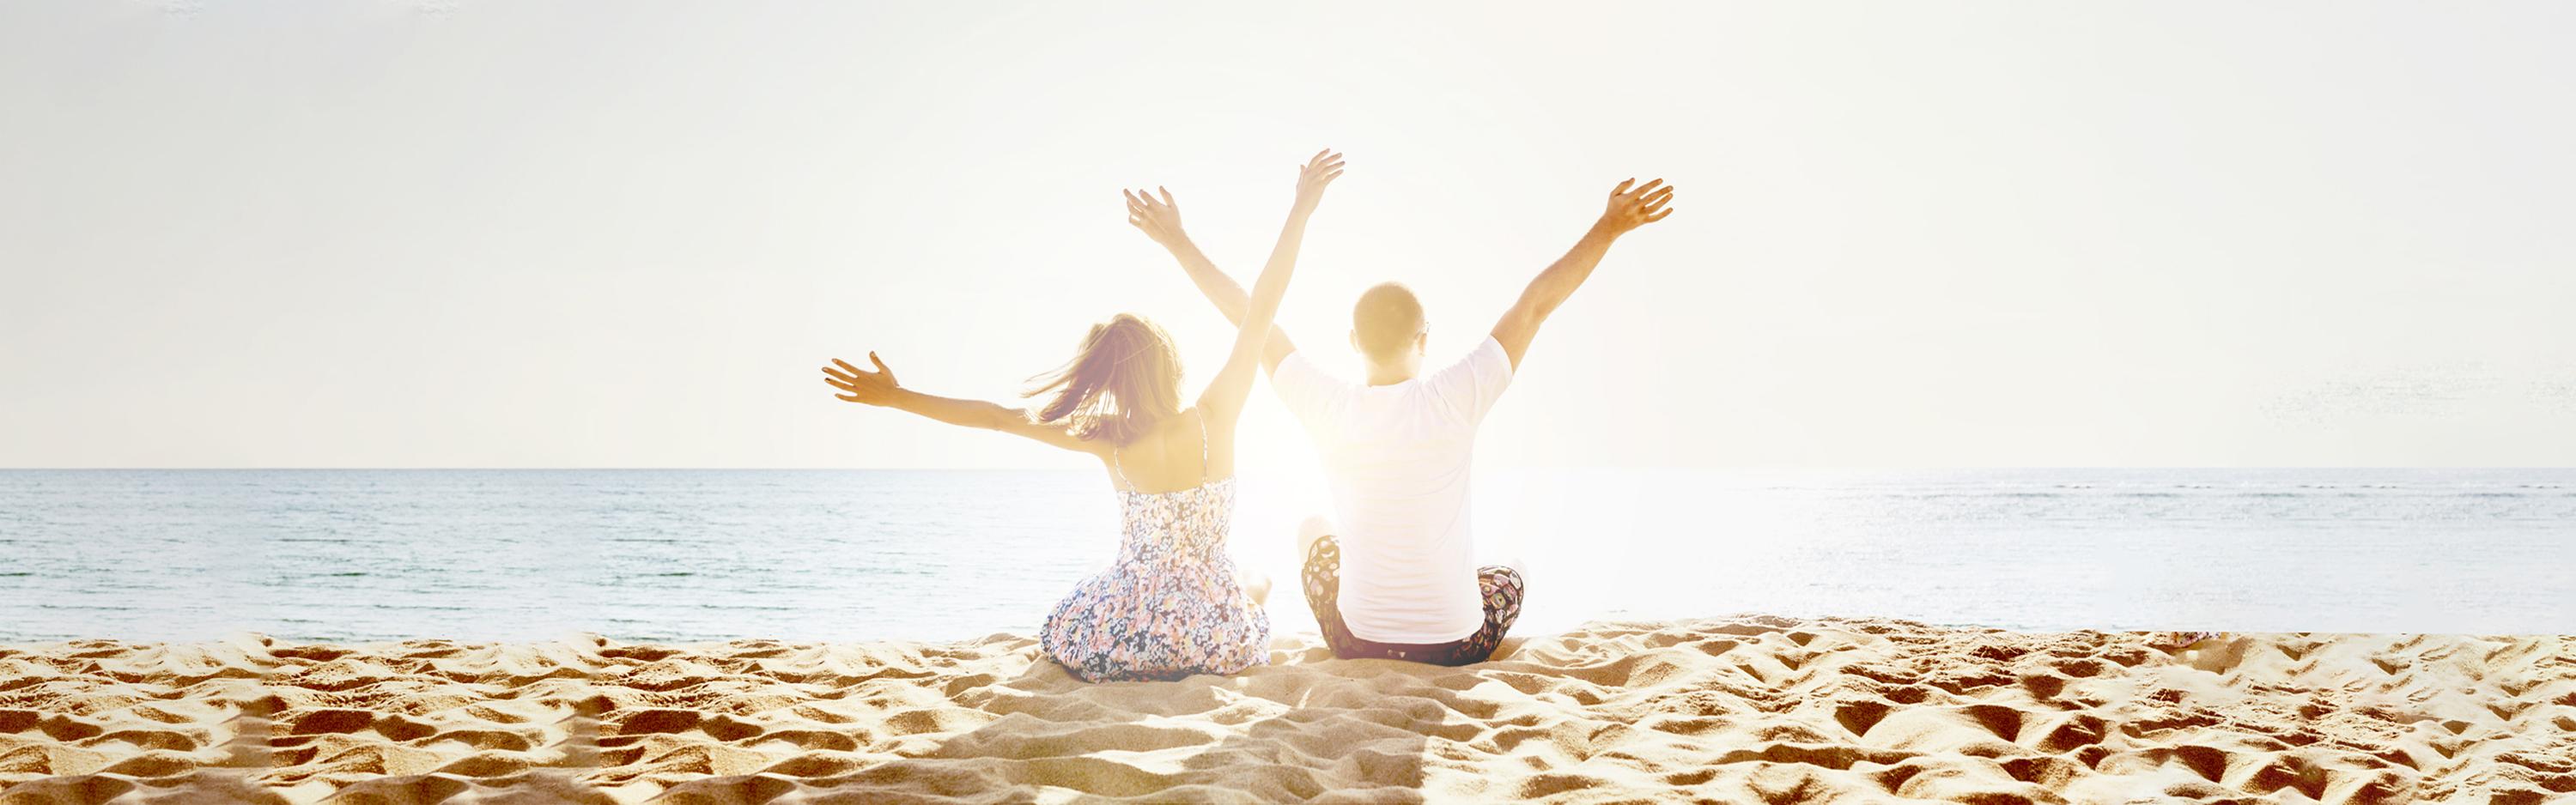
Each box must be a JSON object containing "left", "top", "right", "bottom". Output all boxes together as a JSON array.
[{"left": 1352, "top": 281, "right": 1425, "bottom": 361}]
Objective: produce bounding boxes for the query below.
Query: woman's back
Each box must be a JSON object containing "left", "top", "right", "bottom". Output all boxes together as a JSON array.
[
  {"left": 1047, "top": 409, "right": 1269, "bottom": 681},
  {"left": 1103, "top": 408, "right": 1231, "bottom": 495}
]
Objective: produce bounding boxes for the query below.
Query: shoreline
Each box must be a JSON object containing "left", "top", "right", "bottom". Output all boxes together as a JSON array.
[{"left": 3, "top": 618, "right": 2567, "bottom": 803}]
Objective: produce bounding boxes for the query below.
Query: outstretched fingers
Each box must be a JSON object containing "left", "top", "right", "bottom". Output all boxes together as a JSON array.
[
  {"left": 1639, "top": 185, "right": 1675, "bottom": 222},
  {"left": 1295, "top": 150, "right": 1347, "bottom": 203},
  {"left": 1125, "top": 190, "right": 1167, "bottom": 233},
  {"left": 1603, "top": 177, "right": 1676, "bottom": 227},
  {"left": 1126, "top": 188, "right": 1174, "bottom": 209},
  {"left": 822, "top": 354, "right": 896, "bottom": 400},
  {"left": 821, "top": 366, "right": 857, "bottom": 394}
]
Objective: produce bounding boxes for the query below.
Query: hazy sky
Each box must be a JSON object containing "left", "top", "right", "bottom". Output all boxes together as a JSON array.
[{"left": 3, "top": 3, "right": 2571, "bottom": 469}]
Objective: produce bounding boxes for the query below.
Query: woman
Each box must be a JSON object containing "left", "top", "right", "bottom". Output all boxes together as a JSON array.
[{"left": 822, "top": 149, "right": 1346, "bottom": 681}]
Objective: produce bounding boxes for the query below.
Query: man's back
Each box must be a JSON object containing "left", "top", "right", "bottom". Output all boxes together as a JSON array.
[
  {"left": 1144, "top": 172, "right": 1671, "bottom": 655},
  {"left": 1273, "top": 336, "right": 1513, "bottom": 644}
]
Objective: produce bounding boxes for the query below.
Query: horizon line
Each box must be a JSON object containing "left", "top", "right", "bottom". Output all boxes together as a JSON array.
[{"left": 4, "top": 466, "right": 2573, "bottom": 472}]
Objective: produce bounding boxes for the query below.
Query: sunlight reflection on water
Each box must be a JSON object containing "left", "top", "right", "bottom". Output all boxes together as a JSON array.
[{"left": 2, "top": 468, "right": 2570, "bottom": 641}]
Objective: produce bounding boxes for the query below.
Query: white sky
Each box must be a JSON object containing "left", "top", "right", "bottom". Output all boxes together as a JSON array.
[{"left": 3, "top": 2, "right": 2572, "bottom": 469}]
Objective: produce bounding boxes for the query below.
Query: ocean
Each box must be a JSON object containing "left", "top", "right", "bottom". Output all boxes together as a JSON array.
[{"left": 1, "top": 469, "right": 2569, "bottom": 643}]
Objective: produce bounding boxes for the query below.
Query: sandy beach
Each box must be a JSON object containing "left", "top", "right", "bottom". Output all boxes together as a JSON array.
[{"left": 2, "top": 617, "right": 2568, "bottom": 803}]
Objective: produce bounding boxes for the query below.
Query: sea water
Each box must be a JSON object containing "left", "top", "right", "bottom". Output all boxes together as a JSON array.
[{"left": 1, "top": 469, "right": 2569, "bottom": 642}]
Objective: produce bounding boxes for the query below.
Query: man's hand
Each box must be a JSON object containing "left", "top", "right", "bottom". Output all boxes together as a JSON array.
[
  {"left": 1598, "top": 178, "right": 1676, "bottom": 235},
  {"left": 1292, "top": 148, "right": 1346, "bottom": 213},
  {"left": 1125, "top": 187, "right": 1186, "bottom": 247},
  {"left": 821, "top": 353, "right": 901, "bottom": 406}
]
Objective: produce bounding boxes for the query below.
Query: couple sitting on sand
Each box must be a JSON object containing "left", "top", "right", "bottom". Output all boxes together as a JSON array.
[{"left": 823, "top": 150, "right": 1675, "bottom": 681}]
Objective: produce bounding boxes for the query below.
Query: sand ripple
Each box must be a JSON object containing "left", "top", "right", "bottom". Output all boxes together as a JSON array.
[{"left": 3, "top": 620, "right": 2570, "bottom": 802}]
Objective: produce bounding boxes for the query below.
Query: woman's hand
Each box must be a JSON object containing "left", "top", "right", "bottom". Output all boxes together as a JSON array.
[
  {"left": 1597, "top": 178, "right": 1675, "bottom": 235},
  {"left": 1125, "top": 187, "right": 1186, "bottom": 246},
  {"left": 822, "top": 353, "right": 901, "bottom": 406},
  {"left": 1291, "top": 148, "right": 1346, "bottom": 213}
]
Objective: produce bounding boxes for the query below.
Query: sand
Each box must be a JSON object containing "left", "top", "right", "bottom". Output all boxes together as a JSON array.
[{"left": 2, "top": 618, "right": 2569, "bottom": 804}]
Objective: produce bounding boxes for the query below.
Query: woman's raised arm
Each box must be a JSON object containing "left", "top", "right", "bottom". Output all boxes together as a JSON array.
[
  {"left": 823, "top": 353, "right": 1097, "bottom": 455},
  {"left": 1195, "top": 149, "right": 1344, "bottom": 429}
]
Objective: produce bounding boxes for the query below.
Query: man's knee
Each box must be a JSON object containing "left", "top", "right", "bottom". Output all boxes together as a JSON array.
[
  {"left": 1297, "top": 515, "right": 1335, "bottom": 560},
  {"left": 1478, "top": 566, "right": 1526, "bottom": 623}
]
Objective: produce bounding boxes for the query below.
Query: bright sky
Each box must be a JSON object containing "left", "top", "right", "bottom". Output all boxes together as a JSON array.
[{"left": 3, "top": 3, "right": 2571, "bottom": 469}]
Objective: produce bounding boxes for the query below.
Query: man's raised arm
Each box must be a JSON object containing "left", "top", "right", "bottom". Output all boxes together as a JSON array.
[
  {"left": 1489, "top": 178, "right": 1675, "bottom": 369},
  {"left": 1127, "top": 187, "right": 1297, "bottom": 374}
]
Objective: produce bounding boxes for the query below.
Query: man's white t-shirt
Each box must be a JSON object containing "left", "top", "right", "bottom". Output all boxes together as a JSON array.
[{"left": 1271, "top": 336, "right": 1514, "bottom": 645}]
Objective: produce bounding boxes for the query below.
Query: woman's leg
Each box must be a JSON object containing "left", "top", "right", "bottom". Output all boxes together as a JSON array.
[{"left": 1239, "top": 571, "right": 1272, "bottom": 607}]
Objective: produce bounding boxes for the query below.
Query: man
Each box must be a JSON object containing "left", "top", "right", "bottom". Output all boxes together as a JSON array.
[{"left": 1123, "top": 176, "right": 1675, "bottom": 664}]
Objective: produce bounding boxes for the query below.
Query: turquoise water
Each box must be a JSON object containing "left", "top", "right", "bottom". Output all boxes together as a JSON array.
[{"left": 1, "top": 469, "right": 2570, "bottom": 641}]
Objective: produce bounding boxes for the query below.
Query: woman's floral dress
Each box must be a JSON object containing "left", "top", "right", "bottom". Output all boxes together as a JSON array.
[{"left": 1040, "top": 475, "right": 1271, "bottom": 682}]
